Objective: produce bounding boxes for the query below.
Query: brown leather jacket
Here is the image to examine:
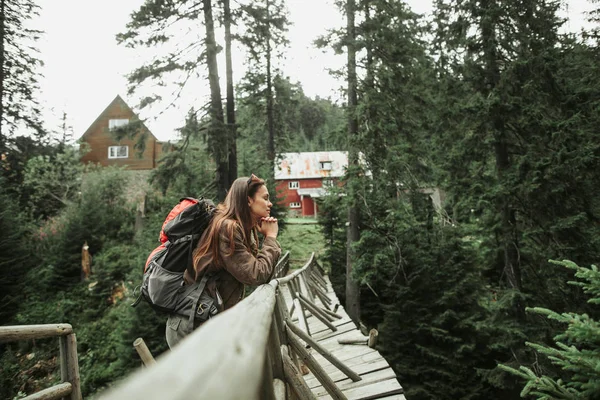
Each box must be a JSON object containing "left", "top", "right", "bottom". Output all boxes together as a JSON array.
[{"left": 184, "top": 221, "right": 281, "bottom": 311}]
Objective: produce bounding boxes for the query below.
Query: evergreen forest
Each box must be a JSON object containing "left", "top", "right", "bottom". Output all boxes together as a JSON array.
[{"left": 1, "top": 0, "right": 600, "bottom": 399}]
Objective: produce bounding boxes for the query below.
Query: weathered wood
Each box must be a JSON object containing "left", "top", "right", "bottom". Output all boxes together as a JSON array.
[
  {"left": 273, "top": 378, "right": 286, "bottom": 400},
  {"left": 59, "top": 336, "right": 68, "bottom": 386},
  {"left": 97, "top": 284, "right": 277, "bottom": 400},
  {"left": 274, "top": 252, "right": 290, "bottom": 278},
  {"left": 277, "top": 252, "right": 315, "bottom": 285},
  {"left": 313, "top": 368, "right": 398, "bottom": 398},
  {"left": 65, "top": 334, "right": 82, "bottom": 400},
  {"left": 282, "top": 346, "right": 317, "bottom": 400},
  {"left": 262, "top": 348, "right": 276, "bottom": 400},
  {"left": 286, "top": 322, "right": 361, "bottom": 383},
  {"left": 300, "top": 271, "right": 316, "bottom": 302},
  {"left": 268, "top": 313, "right": 284, "bottom": 380},
  {"left": 305, "top": 359, "right": 391, "bottom": 388},
  {"left": 288, "top": 328, "right": 347, "bottom": 400},
  {"left": 298, "top": 293, "right": 336, "bottom": 322},
  {"left": 367, "top": 329, "right": 378, "bottom": 348},
  {"left": 294, "top": 297, "right": 311, "bottom": 337},
  {"left": 337, "top": 338, "right": 367, "bottom": 345},
  {"left": 316, "top": 378, "right": 403, "bottom": 400},
  {"left": 298, "top": 296, "right": 337, "bottom": 332},
  {"left": 133, "top": 338, "right": 157, "bottom": 367},
  {"left": 21, "top": 383, "right": 72, "bottom": 400},
  {"left": 0, "top": 324, "right": 73, "bottom": 342}
]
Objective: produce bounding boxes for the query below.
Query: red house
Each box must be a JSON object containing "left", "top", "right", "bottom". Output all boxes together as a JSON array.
[{"left": 275, "top": 151, "right": 348, "bottom": 217}]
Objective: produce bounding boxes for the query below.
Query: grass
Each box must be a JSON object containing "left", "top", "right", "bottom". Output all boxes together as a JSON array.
[{"left": 277, "top": 222, "right": 326, "bottom": 269}]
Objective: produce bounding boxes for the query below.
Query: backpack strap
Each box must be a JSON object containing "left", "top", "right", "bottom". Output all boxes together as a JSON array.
[{"left": 185, "top": 272, "right": 211, "bottom": 334}]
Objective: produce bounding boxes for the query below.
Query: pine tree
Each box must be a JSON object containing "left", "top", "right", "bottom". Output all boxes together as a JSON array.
[
  {"left": 501, "top": 260, "right": 600, "bottom": 399},
  {"left": 0, "top": 0, "right": 45, "bottom": 153},
  {"left": 118, "top": 0, "right": 229, "bottom": 199}
]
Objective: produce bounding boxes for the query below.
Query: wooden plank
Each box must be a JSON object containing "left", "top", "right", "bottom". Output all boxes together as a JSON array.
[
  {"left": 317, "top": 378, "right": 403, "bottom": 400},
  {"left": 0, "top": 324, "right": 73, "bottom": 342},
  {"left": 311, "top": 346, "right": 377, "bottom": 365},
  {"left": 21, "top": 383, "right": 72, "bottom": 400},
  {"left": 306, "top": 359, "right": 392, "bottom": 388},
  {"left": 375, "top": 395, "right": 406, "bottom": 400},
  {"left": 313, "top": 368, "right": 398, "bottom": 397},
  {"left": 286, "top": 323, "right": 361, "bottom": 382},
  {"left": 309, "top": 351, "right": 384, "bottom": 376},
  {"left": 287, "top": 329, "right": 347, "bottom": 400}
]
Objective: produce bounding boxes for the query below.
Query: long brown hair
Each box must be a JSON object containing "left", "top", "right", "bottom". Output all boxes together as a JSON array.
[{"left": 192, "top": 175, "right": 265, "bottom": 271}]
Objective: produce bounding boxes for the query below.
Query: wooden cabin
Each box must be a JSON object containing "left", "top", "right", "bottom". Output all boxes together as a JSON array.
[{"left": 79, "top": 95, "right": 164, "bottom": 170}]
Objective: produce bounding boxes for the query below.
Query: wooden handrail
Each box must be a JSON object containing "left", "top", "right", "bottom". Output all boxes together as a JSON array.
[
  {"left": 99, "top": 251, "right": 358, "bottom": 400},
  {"left": 276, "top": 252, "right": 315, "bottom": 284},
  {"left": 98, "top": 282, "right": 279, "bottom": 400},
  {"left": 0, "top": 324, "right": 73, "bottom": 342},
  {"left": 1, "top": 324, "right": 82, "bottom": 400}
]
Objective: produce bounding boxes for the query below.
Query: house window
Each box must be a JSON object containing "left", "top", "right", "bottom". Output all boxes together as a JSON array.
[
  {"left": 289, "top": 202, "right": 301, "bottom": 208},
  {"left": 108, "top": 145, "right": 129, "bottom": 159},
  {"left": 109, "top": 119, "right": 129, "bottom": 130},
  {"left": 323, "top": 179, "right": 334, "bottom": 188},
  {"left": 289, "top": 181, "right": 299, "bottom": 189},
  {"left": 320, "top": 161, "right": 332, "bottom": 170}
]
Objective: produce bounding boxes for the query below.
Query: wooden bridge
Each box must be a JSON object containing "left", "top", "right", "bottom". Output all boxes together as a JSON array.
[{"left": 1, "top": 252, "right": 404, "bottom": 400}]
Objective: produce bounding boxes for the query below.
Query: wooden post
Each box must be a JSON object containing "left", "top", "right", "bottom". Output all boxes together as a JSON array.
[
  {"left": 286, "top": 322, "right": 362, "bottom": 382},
  {"left": 368, "top": 329, "right": 379, "bottom": 348},
  {"left": 273, "top": 378, "right": 286, "bottom": 400},
  {"left": 281, "top": 345, "right": 316, "bottom": 400},
  {"left": 261, "top": 348, "right": 276, "bottom": 400},
  {"left": 268, "top": 314, "right": 284, "bottom": 380},
  {"left": 66, "top": 334, "right": 82, "bottom": 400},
  {"left": 298, "top": 292, "right": 337, "bottom": 322},
  {"left": 59, "top": 336, "right": 69, "bottom": 400},
  {"left": 133, "top": 338, "right": 157, "bottom": 367},
  {"left": 298, "top": 296, "right": 337, "bottom": 332},
  {"left": 287, "top": 330, "right": 347, "bottom": 400}
]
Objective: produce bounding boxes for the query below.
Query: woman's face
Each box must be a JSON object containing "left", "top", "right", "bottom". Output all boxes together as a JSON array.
[{"left": 248, "top": 185, "right": 272, "bottom": 220}]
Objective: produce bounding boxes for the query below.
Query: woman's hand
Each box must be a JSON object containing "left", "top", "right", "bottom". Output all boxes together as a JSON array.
[{"left": 258, "top": 216, "right": 279, "bottom": 238}]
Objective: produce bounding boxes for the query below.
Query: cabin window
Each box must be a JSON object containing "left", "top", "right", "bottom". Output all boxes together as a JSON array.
[
  {"left": 108, "top": 145, "right": 129, "bottom": 159},
  {"left": 289, "top": 181, "right": 299, "bottom": 189},
  {"left": 319, "top": 161, "right": 332, "bottom": 170},
  {"left": 109, "top": 119, "right": 129, "bottom": 130},
  {"left": 323, "top": 179, "right": 334, "bottom": 188},
  {"left": 289, "top": 202, "right": 301, "bottom": 208}
]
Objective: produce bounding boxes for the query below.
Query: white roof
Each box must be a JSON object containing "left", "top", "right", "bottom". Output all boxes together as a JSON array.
[{"left": 275, "top": 151, "right": 348, "bottom": 180}]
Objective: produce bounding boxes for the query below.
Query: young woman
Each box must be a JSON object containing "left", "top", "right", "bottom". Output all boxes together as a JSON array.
[{"left": 166, "top": 174, "right": 281, "bottom": 348}]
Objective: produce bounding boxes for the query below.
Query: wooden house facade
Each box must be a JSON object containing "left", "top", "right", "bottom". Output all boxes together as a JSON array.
[
  {"left": 79, "top": 95, "right": 164, "bottom": 170},
  {"left": 274, "top": 151, "right": 347, "bottom": 217}
]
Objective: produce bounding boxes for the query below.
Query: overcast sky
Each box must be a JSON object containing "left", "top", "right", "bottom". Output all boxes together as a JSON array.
[{"left": 36, "top": 0, "right": 593, "bottom": 142}]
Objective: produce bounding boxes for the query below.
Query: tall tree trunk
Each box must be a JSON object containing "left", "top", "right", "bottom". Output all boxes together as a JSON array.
[
  {"left": 223, "top": 0, "right": 237, "bottom": 185},
  {"left": 345, "top": 0, "right": 361, "bottom": 325},
  {"left": 266, "top": 0, "right": 276, "bottom": 165},
  {"left": 203, "top": 0, "right": 228, "bottom": 200},
  {"left": 0, "top": 0, "right": 5, "bottom": 153},
  {"left": 481, "top": 13, "right": 523, "bottom": 295}
]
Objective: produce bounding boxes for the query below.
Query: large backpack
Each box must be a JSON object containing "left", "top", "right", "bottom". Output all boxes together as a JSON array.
[{"left": 133, "top": 197, "right": 219, "bottom": 327}]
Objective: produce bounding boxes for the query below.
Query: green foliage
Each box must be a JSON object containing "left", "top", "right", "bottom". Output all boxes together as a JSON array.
[
  {"left": 22, "top": 146, "right": 85, "bottom": 219},
  {"left": 277, "top": 222, "right": 326, "bottom": 268},
  {"left": 0, "top": 0, "right": 46, "bottom": 145},
  {"left": 0, "top": 177, "right": 34, "bottom": 325},
  {"left": 500, "top": 260, "right": 600, "bottom": 399}
]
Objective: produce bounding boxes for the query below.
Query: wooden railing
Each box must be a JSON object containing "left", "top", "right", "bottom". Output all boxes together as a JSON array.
[
  {"left": 98, "top": 251, "right": 360, "bottom": 400},
  {"left": 0, "top": 324, "right": 82, "bottom": 400}
]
